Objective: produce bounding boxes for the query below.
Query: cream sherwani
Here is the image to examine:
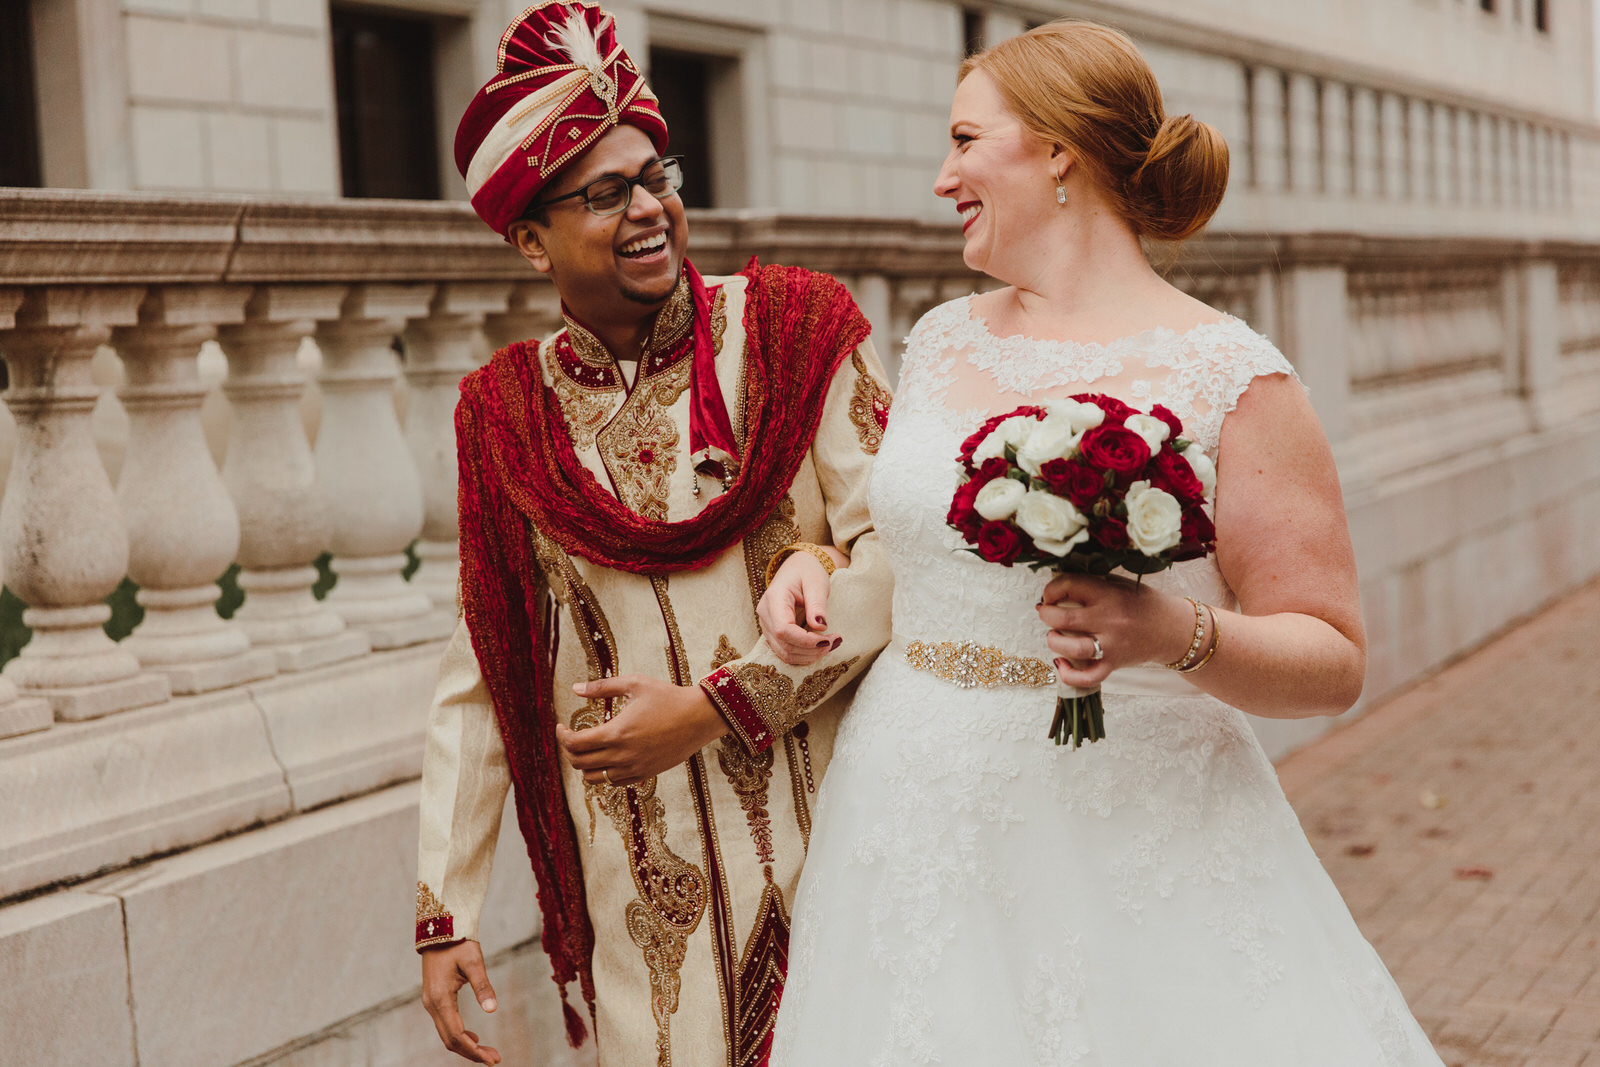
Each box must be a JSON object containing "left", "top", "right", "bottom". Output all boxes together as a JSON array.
[{"left": 416, "top": 272, "right": 894, "bottom": 1066}]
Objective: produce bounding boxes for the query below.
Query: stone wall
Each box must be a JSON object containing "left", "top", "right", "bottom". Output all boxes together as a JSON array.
[
  {"left": 21, "top": 0, "right": 1600, "bottom": 236},
  {"left": 1, "top": 194, "right": 1599, "bottom": 1062}
]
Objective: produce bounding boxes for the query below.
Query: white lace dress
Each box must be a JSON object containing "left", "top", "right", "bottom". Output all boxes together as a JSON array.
[{"left": 769, "top": 297, "right": 1443, "bottom": 1067}]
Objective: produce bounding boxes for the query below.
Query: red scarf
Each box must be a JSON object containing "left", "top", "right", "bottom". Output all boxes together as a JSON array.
[{"left": 454, "top": 259, "right": 870, "bottom": 1045}]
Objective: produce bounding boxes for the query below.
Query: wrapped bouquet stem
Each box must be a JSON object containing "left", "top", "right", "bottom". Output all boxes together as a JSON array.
[{"left": 946, "top": 394, "right": 1218, "bottom": 748}]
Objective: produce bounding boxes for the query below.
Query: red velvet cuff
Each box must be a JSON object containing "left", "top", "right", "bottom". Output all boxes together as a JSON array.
[
  {"left": 415, "top": 882, "right": 459, "bottom": 950},
  {"left": 416, "top": 915, "right": 457, "bottom": 949},
  {"left": 700, "top": 667, "right": 779, "bottom": 756}
]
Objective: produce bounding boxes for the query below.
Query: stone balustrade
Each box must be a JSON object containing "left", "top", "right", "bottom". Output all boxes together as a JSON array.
[
  {"left": 1134, "top": 33, "right": 1600, "bottom": 242},
  {"left": 0, "top": 189, "right": 1598, "bottom": 914}
]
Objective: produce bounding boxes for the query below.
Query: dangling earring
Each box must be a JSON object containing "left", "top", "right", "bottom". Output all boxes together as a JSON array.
[{"left": 1055, "top": 183, "right": 1067, "bottom": 205}]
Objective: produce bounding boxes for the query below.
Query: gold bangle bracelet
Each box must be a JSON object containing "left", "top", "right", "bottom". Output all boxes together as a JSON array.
[
  {"left": 1166, "top": 597, "right": 1206, "bottom": 671},
  {"left": 764, "top": 542, "right": 839, "bottom": 586},
  {"left": 1178, "top": 605, "right": 1222, "bottom": 674}
]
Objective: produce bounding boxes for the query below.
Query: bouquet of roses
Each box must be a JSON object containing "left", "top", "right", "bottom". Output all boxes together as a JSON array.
[{"left": 946, "top": 394, "right": 1217, "bottom": 747}]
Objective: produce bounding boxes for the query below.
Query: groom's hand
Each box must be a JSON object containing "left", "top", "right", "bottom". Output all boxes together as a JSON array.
[
  {"left": 557, "top": 676, "right": 730, "bottom": 786},
  {"left": 420, "top": 940, "right": 501, "bottom": 1064}
]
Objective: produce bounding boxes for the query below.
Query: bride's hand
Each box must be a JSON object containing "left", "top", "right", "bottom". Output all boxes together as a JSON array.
[
  {"left": 1035, "top": 573, "right": 1195, "bottom": 687},
  {"left": 757, "top": 550, "right": 843, "bottom": 667}
]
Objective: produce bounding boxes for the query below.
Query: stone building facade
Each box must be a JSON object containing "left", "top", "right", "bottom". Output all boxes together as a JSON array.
[
  {"left": 11, "top": 0, "right": 1598, "bottom": 231},
  {"left": 1, "top": 1, "right": 1599, "bottom": 1064}
]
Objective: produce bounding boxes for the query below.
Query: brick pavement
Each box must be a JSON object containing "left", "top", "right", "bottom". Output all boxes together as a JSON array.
[{"left": 1277, "top": 577, "right": 1600, "bottom": 1067}]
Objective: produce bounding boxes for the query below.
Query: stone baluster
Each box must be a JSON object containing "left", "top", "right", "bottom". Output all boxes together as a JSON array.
[
  {"left": 0, "top": 290, "right": 55, "bottom": 739},
  {"left": 401, "top": 283, "right": 512, "bottom": 612},
  {"left": 483, "top": 281, "right": 562, "bottom": 352},
  {"left": 111, "top": 287, "right": 278, "bottom": 693},
  {"left": 314, "top": 285, "right": 452, "bottom": 649},
  {"left": 217, "top": 286, "right": 371, "bottom": 672},
  {"left": 0, "top": 287, "right": 170, "bottom": 721}
]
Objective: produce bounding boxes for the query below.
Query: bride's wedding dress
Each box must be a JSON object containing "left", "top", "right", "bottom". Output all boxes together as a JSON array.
[{"left": 770, "top": 297, "right": 1444, "bottom": 1066}]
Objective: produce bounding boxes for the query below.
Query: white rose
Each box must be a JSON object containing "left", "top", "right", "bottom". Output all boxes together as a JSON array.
[
  {"left": 1015, "top": 415, "right": 1081, "bottom": 475},
  {"left": 1014, "top": 490, "right": 1090, "bottom": 556},
  {"left": 973, "top": 476, "right": 1027, "bottom": 520},
  {"left": 970, "top": 415, "right": 1035, "bottom": 465},
  {"left": 1124, "top": 480, "right": 1183, "bottom": 556},
  {"left": 1181, "top": 443, "right": 1217, "bottom": 500},
  {"left": 1124, "top": 412, "right": 1171, "bottom": 453},
  {"left": 1042, "top": 398, "right": 1106, "bottom": 434}
]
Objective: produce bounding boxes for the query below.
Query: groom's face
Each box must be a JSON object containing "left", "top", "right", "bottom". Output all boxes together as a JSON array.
[{"left": 506, "top": 126, "right": 690, "bottom": 323}]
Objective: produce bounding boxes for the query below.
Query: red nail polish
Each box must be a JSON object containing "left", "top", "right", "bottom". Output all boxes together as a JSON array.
[
  {"left": 816, "top": 640, "right": 830, "bottom": 648},
  {"left": 831, "top": 637, "right": 843, "bottom": 650}
]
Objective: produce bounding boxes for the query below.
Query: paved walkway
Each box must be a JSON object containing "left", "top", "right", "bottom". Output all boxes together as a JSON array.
[{"left": 1278, "top": 577, "right": 1600, "bottom": 1067}]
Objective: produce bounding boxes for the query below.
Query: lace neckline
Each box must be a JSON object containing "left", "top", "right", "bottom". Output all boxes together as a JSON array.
[{"left": 957, "top": 294, "right": 1241, "bottom": 359}]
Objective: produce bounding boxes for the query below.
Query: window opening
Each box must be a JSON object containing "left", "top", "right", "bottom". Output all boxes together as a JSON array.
[
  {"left": 331, "top": 5, "right": 442, "bottom": 199},
  {"left": 0, "top": 0, "right": 43, "bottom": 188},
  {"left": 648, "top": 48, "right": 714, "bottom": 208}
]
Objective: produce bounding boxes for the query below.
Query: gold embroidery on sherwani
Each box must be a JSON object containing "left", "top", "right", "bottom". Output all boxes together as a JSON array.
[
  {"left": 649, "top": 575, "right": 741, "bottom": 1066},
  {"left": 565, "top": 317, "right": 614, "bottom": 371},
  {"left": 591, "top": 575, "right": 707, "bottom": 1067},
  {"left": 644, "top": 274, "right": 694, "bottom": 353},
  {"left": 735, "top": 881, "right": 791, "bottom": 1067},
  {"left": 847, "top": 350, "right": 892, "bottom": 455},
  {"left": 710, "top": 286, "right": 728, "bottom": 357},
  {"left": 597, "top": 356, "right": 691, "bottom": 521},
  {"left": 416, "top": 882, "right": 456, "bottom": 945},
  {"left": 546, "top": 341, "right": 620, "bottom": 451},
  {"left": 796, "top": 660, "right": 855, "bottom": 712},
  {"left": 710, "top": 634, "right": 740, "bottom": 672},
  {"left": 718, "top": 739, "right": 776, "bottom": 868},
  {"left": 740, "top": 494, "right": 800, "bottom": 610},
  {"left": 530, "top": 524, "right": 618, "bottom": 842},
  {"left": 605, "top": 775, "right": 705, "bottom": 1067},
  {"left": 719, "top": 657, "right": 859, "bottom": 737},
  {"left": 782, "top": 734, "right": 811, "bottom": 849}
]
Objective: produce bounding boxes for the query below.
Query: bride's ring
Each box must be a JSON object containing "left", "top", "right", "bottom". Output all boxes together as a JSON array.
[
  {"left": 602, "top": 768, "right": 614, "bottom": 786},
  {"left": 1089, "top": 636, "right": 1104, "bottom": 661}
]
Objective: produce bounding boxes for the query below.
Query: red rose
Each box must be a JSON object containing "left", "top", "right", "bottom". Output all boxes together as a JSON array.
[
  {"left": 947, "top": 458, "right": 1012, "bottom": 539},
  {"left": 1150, "top": 403, "right": 1184, "bottom": 441},
  {"left": 1077, "top": 423, "right": 1152, "bottom": 477},
  {"left": 947, "top": 485, "right": 983, "bottom": 539},
  {"left": 1171, "top": 508, "right": 1216, "bottom": 561},
  {"left": 1181, "top": 507, "right": 1215, "bottom": 546},
  {"left": 1092, "top": 516, "right": 1129, "bottom": 549},
  {"left": 958, "top": 406, "right": 1048, "bottom": 470},
  {"left": 1150, "top": 447, "right": 1204, "bottom": 504},
  {"left": 958, "top": 413, "right": 1010, "bottom": 469},
  {"left": 974, "top": 456, "right": 1010, "bottom": 482},
  {"left": 1038, "top": 457, "right": 1104, "bottom": 509},
  {"left": 976, "top": 521, "right": 1027, "bottom": 566},
  {"left": 1073, "top": 393, "right": 1135, "bottom": 424}
]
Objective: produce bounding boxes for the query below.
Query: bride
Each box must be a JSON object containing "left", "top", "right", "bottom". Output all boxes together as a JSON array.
[{"left": 759, "top": 19, "right": 1444, "bottom": 1066}]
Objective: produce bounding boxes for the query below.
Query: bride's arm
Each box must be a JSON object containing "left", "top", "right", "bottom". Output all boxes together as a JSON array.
[{"left": 1041, "top": 372, "right": 1365, "bottom": 718}]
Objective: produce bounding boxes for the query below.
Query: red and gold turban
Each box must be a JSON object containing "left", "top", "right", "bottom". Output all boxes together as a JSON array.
[{"left": 454, "top": 1, "right": 669, "bottom": 236}]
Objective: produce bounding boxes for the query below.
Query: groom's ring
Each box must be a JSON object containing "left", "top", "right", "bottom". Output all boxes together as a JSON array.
[
  {"left": 1089, "top": 636, "right": 1105, "bottom": 661},
  {"left": 602, "top": 768, "right": 614, "bottom": 786}
]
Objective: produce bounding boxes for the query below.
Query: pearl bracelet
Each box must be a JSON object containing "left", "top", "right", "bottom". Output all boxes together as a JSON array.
[
  {"left": 1166, "top": 597, "right": 1207, "bottom": 671},
  {"left": 1178, "top": 604, "right": 1222, "bottom": 674}
]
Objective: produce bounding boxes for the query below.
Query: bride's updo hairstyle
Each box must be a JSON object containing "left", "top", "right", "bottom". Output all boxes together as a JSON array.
[{"left": 962, "top": 20, "right": 1228, "bottom": 242}]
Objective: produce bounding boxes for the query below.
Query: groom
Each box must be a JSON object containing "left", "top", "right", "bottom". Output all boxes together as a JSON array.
[{"left": 414, "top": 3, "right": 894, "bottom": 1064}]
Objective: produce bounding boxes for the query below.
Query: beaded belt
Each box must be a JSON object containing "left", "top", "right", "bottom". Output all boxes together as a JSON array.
[{"left": 902, "top": 639, "right": 1055, "bottom": 689}]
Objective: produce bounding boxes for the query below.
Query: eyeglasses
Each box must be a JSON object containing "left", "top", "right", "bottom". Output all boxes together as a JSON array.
[{"left": 525, "top": 156, "right": 685, "bottom": 218}]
